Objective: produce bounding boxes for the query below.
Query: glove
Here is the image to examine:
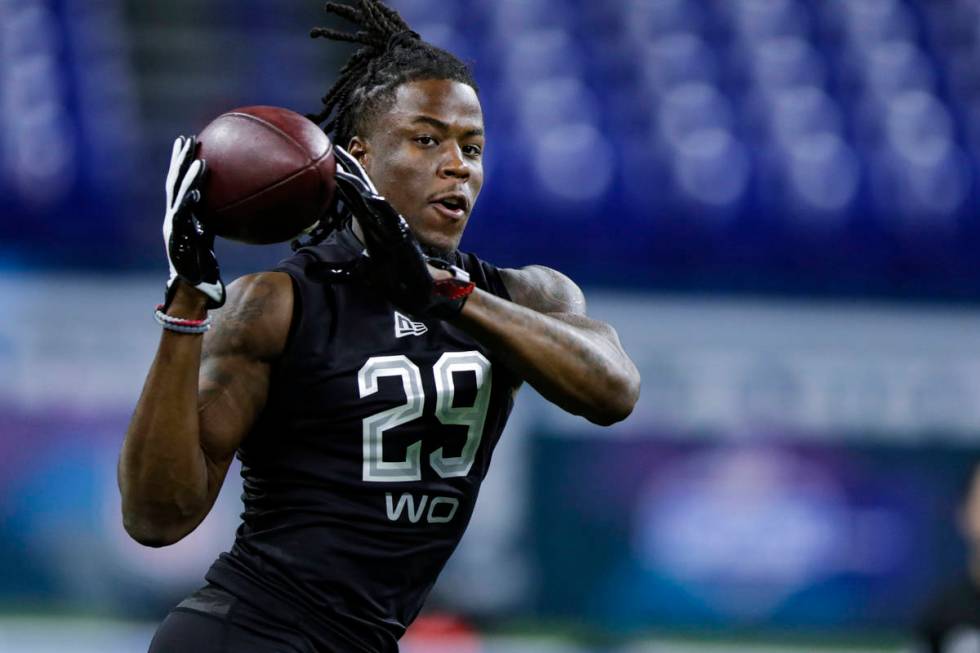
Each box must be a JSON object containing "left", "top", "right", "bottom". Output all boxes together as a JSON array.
[
  {"left": 162, "top": 135, "right": 225, "bottom": 310},
  {"left": 332, "top": 146, "right": 474, "bottom": 319}
]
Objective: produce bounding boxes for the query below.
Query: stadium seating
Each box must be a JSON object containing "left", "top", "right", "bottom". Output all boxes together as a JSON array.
[{"left": 4, "top": 0, "right": 980, "bottom": 296}]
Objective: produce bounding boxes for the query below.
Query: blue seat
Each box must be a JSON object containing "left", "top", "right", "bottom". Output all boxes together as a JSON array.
[
  {"left": 777, "top": 132, "right": 862, "bottom": 217},
  {"left": 756, "top": 85, "right": 844, "bottom": 147},
  {"left": 526, "top": 121, "right": 616, "bottom": 204},
  {"left": 499, "top": 28, "right": 584, "bottom": 83},
  {"left": 513, "top": 76, "right": 601, "bottom": 133},
  {"left": 669, "top": 127, "right": 751, "bottom": 212},
  {"left": 642, "top": 32, "right": 718, "bottom": 94},
  {"left": 859, "top": 40, "right": 937, "bottom": 98},
  {"left": 821, "top": 0, "right": 918, "bottom": 46},
  {"left": 487, "top": 0, "right": 574, "bottom": 35},
  {"left": 868, "top": 90, "right": 968, "bottom": 219},
  {"left": 386, "top": 0, "right": 460, "bottom": 30},
  {"left": 725, "top": 0, "right": 809, "bottom": 41},
  {"left": 655, "top": 83, "right": 734, "bottom": 149},
  {"left": 743, "top": 37, "right": 827, "bottom": 91},
  {"left": 625, "top": 0, "right": 705, "bottom": 41}
]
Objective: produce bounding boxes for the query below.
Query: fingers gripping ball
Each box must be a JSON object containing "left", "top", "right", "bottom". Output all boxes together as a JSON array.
[
  {"left": 163, "top": 135, "right": 224, "bottom": 309},
  {"left": 196, "top": 106, "right": 337, "bottom": 244}
]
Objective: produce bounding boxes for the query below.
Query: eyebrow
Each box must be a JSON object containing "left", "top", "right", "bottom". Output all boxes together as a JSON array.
[{"left": 410, "top": 115, "right": 484, "bottom": 138}]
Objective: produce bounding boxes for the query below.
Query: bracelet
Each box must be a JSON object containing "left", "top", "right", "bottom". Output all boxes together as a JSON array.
[{"left": 154, "top": 304, "right": 212, "bottom": 334}]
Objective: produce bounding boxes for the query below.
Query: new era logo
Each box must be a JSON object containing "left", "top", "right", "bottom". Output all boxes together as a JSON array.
[{"left": 394, "top": 311, "right": 428, "bottom": 338}]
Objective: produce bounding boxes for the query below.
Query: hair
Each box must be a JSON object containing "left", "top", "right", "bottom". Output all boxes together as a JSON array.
[
  {"left": 307, "top": 0, "right": 478, "bottom": 150},
  {"left": 295, "top": 0, "right": 479, "bottom": 249}
]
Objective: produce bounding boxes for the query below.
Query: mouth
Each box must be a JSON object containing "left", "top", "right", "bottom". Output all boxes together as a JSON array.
[{"left": 428, "top": 192, "right": 469, "bottom": 220}]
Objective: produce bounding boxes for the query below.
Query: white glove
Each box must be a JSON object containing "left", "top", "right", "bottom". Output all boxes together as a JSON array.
[{"left": 162, "top": 135, "right": 225, "bottom": 309}]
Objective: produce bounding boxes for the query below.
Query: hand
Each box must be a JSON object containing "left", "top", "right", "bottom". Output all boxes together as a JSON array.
[
  {"left": 332, "top": 146, "right": 474, "bottom": 319},
  {"left": 162, "top": 135, "right": 225, "bottom": 310}
]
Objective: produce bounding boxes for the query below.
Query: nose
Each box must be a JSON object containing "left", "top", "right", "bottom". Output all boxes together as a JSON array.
[{"left": 439, "top": 144, "right": 470, "bottom": 181}]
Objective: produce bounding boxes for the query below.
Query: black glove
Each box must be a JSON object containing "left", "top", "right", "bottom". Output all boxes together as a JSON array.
[
  {"left": 162, "top": 135, "right": 225, "bottom": 309},
  {"left": 332, "top": 146, "right": 474, "bottom": 319}
]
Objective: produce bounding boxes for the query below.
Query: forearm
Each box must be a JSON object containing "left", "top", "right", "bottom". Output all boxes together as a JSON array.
[
  {"left": 118, "top": 291, "right": 210, "bottom": 546},
  {"left": 453, "top": 289, "right": 640, "bottom": 424}
]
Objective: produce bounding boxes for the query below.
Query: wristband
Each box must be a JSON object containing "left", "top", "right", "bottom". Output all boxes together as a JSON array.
[
  {"left": 430, "top": 260, "right": 475, "bottom": 301},
  {"left": 154, "top": 304, "right": 212, "bottom": 334},
  {"left": 432, "top": 277, "right": 476, "bottom": 301}
]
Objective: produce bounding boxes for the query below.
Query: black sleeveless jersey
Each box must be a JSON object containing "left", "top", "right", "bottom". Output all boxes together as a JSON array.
[{"left": 205, "top": 228, "right": 517, "bottom": 652}]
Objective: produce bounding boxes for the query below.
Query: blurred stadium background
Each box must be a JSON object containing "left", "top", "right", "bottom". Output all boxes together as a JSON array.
[{"left": 4, "top": 0, "right": 980, "bottom": 650}]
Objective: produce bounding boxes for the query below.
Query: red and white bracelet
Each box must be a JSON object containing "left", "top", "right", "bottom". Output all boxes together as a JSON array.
[{"left": 154, "top": 304, "right": 212, "bottom": 334}]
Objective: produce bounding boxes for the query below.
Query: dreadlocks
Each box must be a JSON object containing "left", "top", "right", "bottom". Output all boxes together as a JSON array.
[
  {"left": 295, "top": 0, "right": 478, "bottom": 249},
  {"left": 308, "top": 0, "right": 478, "bottom": 150}
]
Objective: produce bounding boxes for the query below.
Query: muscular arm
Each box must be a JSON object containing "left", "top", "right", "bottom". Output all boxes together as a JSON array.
[
  {"left": 118, "top": 272, "right": 292, "bottom": 547},
  {"left": 451, "top": 264, "right": 640, "bottom": 425}
]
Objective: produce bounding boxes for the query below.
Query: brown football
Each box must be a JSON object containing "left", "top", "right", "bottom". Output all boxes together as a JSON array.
[{"left": 196, "top": 106, "right": 336, "bottom": 244}]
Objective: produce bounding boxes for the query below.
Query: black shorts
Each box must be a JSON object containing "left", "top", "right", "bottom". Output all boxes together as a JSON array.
[{"left": 148, "top": 585, "right": 319, "bottom": 653}]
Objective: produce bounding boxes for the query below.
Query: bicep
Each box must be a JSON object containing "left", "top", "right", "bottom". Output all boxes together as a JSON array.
[
  {"left": 501, "top": 265, "right": 630, "bottom": 353},
  {"left": 195, "top": 272, "right": 293, "bottom": 495},
  {"left": 497, "top": 265, "right": 620, "bottom": 397},
  {"left": 500, "top": 265, "right": 587, "bottom": 316}
]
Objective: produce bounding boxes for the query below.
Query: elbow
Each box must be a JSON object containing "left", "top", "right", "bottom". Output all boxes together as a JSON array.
[
  {"left": 117, "top": 464, "right": 207, "bottom": 547},
  {"left": 586, "top": 402, "right": 634, "bottom": 427},
  {"left": 127, "top": 531, "right": 178, "bottom": 548},
  {"left": 585, "top": 370, "right": 641, "bottom": 426},
  {"left": 121, "top": 503, "right": 191, "bottom": 548},
  {"left": 122, "top": 515, "right": 179, "bottom": 548}
]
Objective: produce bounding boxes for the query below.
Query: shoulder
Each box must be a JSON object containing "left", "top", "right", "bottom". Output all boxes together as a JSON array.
[
  {"left": 207, "top": 271, "right": 293, "bottom": 362},
  {"left": 498, "top": 265, "right": 586, "bottom": 315}
]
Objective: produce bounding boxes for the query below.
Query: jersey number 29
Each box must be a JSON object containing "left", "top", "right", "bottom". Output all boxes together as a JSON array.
[{"left": 357, "top": 352, "right": 492, "bottom": 482}]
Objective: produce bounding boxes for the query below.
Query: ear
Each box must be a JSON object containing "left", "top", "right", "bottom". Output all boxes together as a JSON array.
[{"left": 346, "top": 136, "right": 370, "bottom": 167}]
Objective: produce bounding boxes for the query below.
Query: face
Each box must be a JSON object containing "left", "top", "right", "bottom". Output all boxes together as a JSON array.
[{"left": 348, "top": 79, "right": 485, "bottom": 256}]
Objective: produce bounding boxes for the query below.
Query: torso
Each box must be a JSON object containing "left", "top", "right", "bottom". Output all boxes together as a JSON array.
[{"left": 205, "top": 228, "right": 517, "bottom": 652}]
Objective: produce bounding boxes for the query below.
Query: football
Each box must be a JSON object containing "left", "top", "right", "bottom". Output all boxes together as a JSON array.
[{"left": 196, "top": 106, "right": 336, "bottom": 244}]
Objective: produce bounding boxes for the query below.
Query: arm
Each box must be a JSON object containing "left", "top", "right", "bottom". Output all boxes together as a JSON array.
[
  {"left": 451, "top": 265, "right": 640, "bottom": 426},
  {"left": 328, "top": 147, "right": 639, "bottom": 423},
  {"left": 118, "top": 273, "right": 292, "bottom": 546}
]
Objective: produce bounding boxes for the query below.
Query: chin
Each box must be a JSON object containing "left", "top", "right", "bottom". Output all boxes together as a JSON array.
[
  {"left": 414, "top": 229, "right": 462, "bottom": 259},
  {"left": 404, "top": 211, "right": 466, "bottom": 258},
  {"left": 419, "top": 239, "right": 457, "bottom": 260}
]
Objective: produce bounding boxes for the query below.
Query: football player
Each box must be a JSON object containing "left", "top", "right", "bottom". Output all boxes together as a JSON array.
[{"left": 120, "top": 2, "right": 640, "bottom": 651}]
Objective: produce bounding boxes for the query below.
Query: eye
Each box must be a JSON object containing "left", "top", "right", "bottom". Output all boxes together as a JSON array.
[
  {"left": 414, "top": 135, "right": 437, "bottom": 147},
  {"left": 463, "top": 144, "right": 483, "bottom": 158}
]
